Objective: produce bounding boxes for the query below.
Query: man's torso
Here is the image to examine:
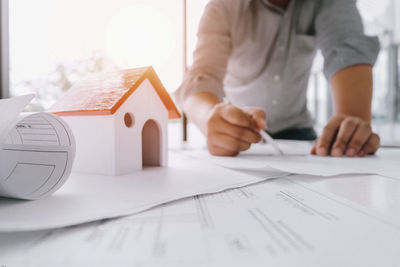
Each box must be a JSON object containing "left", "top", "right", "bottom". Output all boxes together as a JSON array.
[{"left": 223, "top": 0, "right": 321, "bottom": 133}]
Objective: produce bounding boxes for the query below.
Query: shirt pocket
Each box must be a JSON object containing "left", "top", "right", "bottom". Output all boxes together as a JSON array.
[{"left": 287, "top": 34, "right": 317, "bottom": 80}]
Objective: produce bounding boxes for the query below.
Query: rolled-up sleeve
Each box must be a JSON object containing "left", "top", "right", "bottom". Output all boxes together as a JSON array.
[
  {"left": 315, "top": 0, "right": 380, "bottom": 81},
  {"left": 174, "top": 0, "right": 232, "bottom": 106}
]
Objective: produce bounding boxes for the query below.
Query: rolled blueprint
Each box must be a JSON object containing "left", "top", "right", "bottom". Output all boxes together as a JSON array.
[{"left": 0, "top": 95, "right": 75, "bottom": 200}]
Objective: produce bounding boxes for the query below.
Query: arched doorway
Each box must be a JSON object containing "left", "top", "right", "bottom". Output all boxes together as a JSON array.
[{"left": 141, "top": 119, "right": 161, "bottom": 167}]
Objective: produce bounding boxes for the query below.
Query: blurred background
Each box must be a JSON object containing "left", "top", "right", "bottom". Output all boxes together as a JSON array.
[{"left": 0, "top": 0, "right": 399, "bottom": 145}]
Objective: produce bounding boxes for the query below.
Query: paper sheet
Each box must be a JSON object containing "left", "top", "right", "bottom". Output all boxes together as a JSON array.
[
  {"left": 185, "top": 143, "right": 400, "bottom": 179},
  {"left": 0, "top": 94, "right": 34, "bottom": 143},
  {"left": 241, "top": 146, "right": 400, "bottom": 179},
  {"left": 249, "top": 140, "right": 314, "bottom": 156},
  {"left": 0, "top": 95, "right": 75, "bottom": 200},
  {"left": 0, "top": 152, "right": 288, "bottom": 232},
  {"left": 1, "top": 177, "right": 399, "bottom": 267}
]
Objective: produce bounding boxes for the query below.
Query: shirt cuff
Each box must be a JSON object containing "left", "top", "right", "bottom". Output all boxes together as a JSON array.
[
  {"left": 174, "top": 75, "right": 226, "bottom": 107},
  {"left": 323, "top": 35, "right": 380, "bottom": 81}
]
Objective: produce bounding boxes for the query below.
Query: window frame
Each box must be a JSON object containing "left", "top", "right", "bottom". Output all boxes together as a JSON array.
[{"left": 0, "top": 0, "right": 9, "bottom": 99}]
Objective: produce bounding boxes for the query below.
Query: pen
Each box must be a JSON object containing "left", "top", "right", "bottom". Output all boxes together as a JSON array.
[{"left": 259, "top": 130, "right": 284, "bottom": 155}]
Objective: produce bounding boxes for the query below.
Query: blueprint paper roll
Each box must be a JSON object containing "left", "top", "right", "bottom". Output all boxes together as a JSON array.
[{"left": 0, "top": 95, "right": 76, "bottom": 200}]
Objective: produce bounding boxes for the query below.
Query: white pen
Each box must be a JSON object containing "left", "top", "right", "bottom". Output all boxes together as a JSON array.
[{"left": 259, "top": 130, "right": 284, "bottom": 155}]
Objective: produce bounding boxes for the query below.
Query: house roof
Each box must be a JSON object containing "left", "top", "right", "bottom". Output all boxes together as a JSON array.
[{"left": 49, "top": 67, "right": 181, "bottom": 119}]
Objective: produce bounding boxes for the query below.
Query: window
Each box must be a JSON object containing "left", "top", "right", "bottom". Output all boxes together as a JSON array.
[
  {"left": 6, "top": 0, "right": 400, "bottom": 143},
  {"left": 9, "top": 0, "right": 183, "bottom": 110}
]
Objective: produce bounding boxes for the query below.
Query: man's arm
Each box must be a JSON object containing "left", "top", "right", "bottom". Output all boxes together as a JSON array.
[
  {"left": 332, "top": 64, "right": 372, "bottom": 121},
  {"left": 183, "top": 92, "right": 221, "bottom": 135},
  {"left": 312, "top": 0, "right": 381, "bottom": 157},
  {"left": 174, "top": 0, "right": 231, "bottom": 108},
  {"left": 311, "top": 65, "right": 380, "bottom": 157},
  {"left": 177, "top": 1, "right": 266, "bottom": 156},
  {"left": 184, "top": 92, "right": 266, "bottom": 156}
]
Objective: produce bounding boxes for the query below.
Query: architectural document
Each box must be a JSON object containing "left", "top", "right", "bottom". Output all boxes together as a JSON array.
[
  {"left": 0, "top": 152, "right": 288, "bottom": 232},
  {"left": 0, "top": 95, "right": 75, "bottom": 200},
  {"left": 1, "top": 178, "right": 399, "bottom": 267},
  {"left": 185, "top": 144, "right": 400, "bottom": 179}
]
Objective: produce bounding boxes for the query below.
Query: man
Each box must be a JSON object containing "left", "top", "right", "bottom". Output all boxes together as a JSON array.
[{"left": 175, "top": 0, "right": 381, "bottom": 157}]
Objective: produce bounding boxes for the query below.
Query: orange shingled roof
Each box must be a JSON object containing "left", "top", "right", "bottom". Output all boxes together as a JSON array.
[{"left": 49, "top": 66, "right": 181, "bottom": 119}]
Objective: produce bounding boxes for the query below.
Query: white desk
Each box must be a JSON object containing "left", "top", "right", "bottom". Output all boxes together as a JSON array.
[{"left": 0, "top": 146, "right": 400, "bottom": 267}]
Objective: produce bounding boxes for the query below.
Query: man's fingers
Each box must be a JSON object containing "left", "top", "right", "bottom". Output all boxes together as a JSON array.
[
  {"left": 315, "top": 116, "right": 345, "bottom": 156},
  {"left": 219, "top": 104, "right": 253, "bottom": 128},
  {"left": 205, "top": 104, "right": 263, "bottom": 157},
  {"left": 207, "top": 143, "right": 238, "bottom": 157},
  {"left": 244, "top": 108, "right": 267, "bottom": 130},
  {"left": 313, "top": 114, "right": 380, "bottom": 157},
  {"left": 362, "top": 133, "right": 380, "bottom": 155},
  {"left": 310, "top": 144, "right": 317, "bottom": 155},
  {"left": 331, "top": 117, "right": 359, "bottom": 157},
  {"left": 209, "top": 133, "right": 251, "bottom": 153},
  {"left": 223, "top": 123, "right": 262, "bottom": 144},
  {"left": 208, "top": 116, "right": 261, "bottom": 144},
  {"left": 346, "top": 122, "right": 371, "bottom": 157}
]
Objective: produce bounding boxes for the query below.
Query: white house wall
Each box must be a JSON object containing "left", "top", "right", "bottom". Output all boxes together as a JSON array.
[
  {"left": 114, "top": 78, "right": 169, "bottom": 175},
  {"left": 61, "top": 115, "right": 116, "bottom": 175}
]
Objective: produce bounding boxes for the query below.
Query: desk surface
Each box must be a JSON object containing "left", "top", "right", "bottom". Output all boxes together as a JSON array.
[{"left": 1, "top": 145, "right": 400, "bottom": 267}]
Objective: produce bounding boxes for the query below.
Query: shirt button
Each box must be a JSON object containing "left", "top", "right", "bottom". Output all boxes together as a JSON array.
[
  {"left": 279, "top": 46, "right": 285, "bottom": 52},
  {"left": 272, "top": 100, "right": 278, "bottom": 105},
  {"left": 274, "top": 75, "right": 281, "bottom": 81}
]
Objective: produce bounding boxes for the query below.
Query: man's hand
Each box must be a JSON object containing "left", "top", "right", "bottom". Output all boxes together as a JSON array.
[
  {"left": 311, "top": 114, "right": 380, "bottom": 157},
  {"left": 206, "top": 103, "right": 266, "bottom": 156}
]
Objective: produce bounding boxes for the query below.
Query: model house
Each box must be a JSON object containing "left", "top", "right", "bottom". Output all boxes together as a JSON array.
[{"left": 49, "top": 66, "right": 181, "bottom": 175}]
